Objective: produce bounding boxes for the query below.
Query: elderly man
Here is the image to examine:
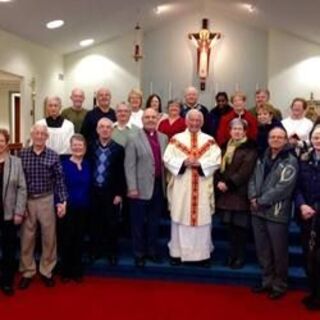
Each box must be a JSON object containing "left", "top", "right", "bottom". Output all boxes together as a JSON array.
[
  {"left": 181, "top": 86, "right": 209, "bottom": 133},
  {"left": 249, "top": 127, "right": 298, "bottom": 300},
  {"left": 37, "top": 96, "right": 75, "bottom": 155},
  {"left": 125, "top": 108, "right": 168, "bottom": 267},
  {"left": 61, "top": 88, "right": 87, "bottom": 133},
  {"left": 249, "top": 89, "right": 282, "bottom": 121},
  {"left": 81, "top": 87, "right": 116, "bottom": 145},
  {"left": 163, "top": 109, "right": 221, "bottom": 266},
  {"left": 88, "top": 118, "right": 125, "bottom": 265},
  {"left": 19, "top": 124, "right": 67, "bottom": 289},
  {"left": 112, "top": 102, "right": 139, "bottom": 147}
]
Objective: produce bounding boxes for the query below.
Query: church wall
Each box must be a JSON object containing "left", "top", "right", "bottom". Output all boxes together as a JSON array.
[
  {"left": 0, "top": 28, "right": 64, "bottom": 142},
  {"left": 141, "top": 11, "right": 269, "bottom": 110},
  {"left": 268, "top": 29, "right": 320, "bottom": 116}
]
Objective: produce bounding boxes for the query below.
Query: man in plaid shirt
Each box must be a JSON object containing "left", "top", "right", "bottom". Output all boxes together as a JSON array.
[{"left": 19, "top": 123, "right": 67, "bottom": 289}]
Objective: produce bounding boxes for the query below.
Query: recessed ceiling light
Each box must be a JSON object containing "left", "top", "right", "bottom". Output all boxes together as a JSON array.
[
  {"left": 153, "top": 4, "right": 172, "bottom": 15},
  {"left": 242, "top": 3, "right": 257, "bottom": 13},
  {"left": 46, "top": 20, "right": 64, "bottom": 29},
  {"left": 0, "top": 0, "right": 13, "bottom": 2},
  {"left": 79, "top": 38, "right": 95, "bottom": 47}
]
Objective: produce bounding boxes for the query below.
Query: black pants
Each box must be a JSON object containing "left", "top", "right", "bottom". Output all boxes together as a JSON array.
[
  {"left": 90, "top": 188, "right": 119, "bottom": 258},
  {"left": 58, "top": 207, "right": 86, "bottom": 278},
  {"left": 252, "top": 216, "right": 289, "bottom": 293},
  {"left": 300, "top": 218, "right": 320, "bottom": 299},
  {"left": 129, "top": 179, "right": 163, "bottom": 258},
  {"left": 0, "top": 219, "right": 17, "bottom": 287},
  {"left": 227, "top": 225, "right": 247, "bottom": 262}
]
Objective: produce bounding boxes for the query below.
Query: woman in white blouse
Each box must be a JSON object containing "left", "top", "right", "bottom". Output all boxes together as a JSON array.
[{"left": 282, "top": 98, "right": 313, "bottom": 152}]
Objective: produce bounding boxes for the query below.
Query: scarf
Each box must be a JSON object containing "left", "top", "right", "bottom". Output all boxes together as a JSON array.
[{"left": 221, "top": 137, "right": 247, "bottom": 173}]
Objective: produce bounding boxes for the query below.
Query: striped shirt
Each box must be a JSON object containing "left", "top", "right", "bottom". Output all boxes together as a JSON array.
[{"left": 19, "top": 146, "right": 67, "bottom": 203}]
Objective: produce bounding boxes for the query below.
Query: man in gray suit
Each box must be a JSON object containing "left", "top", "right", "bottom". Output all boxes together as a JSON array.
[{"left": 125, "top": 108, "right": 168, "bottom": 267}]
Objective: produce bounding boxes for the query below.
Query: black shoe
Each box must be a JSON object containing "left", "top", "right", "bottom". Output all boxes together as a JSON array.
[
  {"left": 200, "top": 259, "right": 212, "bottom": 268},
  {"left": 268, "top": 289, "right": 286, "bottom": 300},
  {"left": 73, "top": 276, "right": 84, "bottom": 283},
  {"left": 230, "top": 258, "right": 244, "bottom": 270},
  {"left": 134, "top": 257, "right": 145, "bottom": 268},
  {"left": 251, "top": 284, "right": 271, "bottom": 294},
  {"left": 1, "top": 285, "right": 14, "bottom": 296},
  {"left": 304, "top": 298, "right": 320, "bottom": 311},
  {"left": 302, "top": 294, "right": 315, "bottom": 306},
  {"left": 41, "top": 275, "right": 55, "bottom": 288},
  {"left": 61, "top": 276, "right": 71, "bottom": 284},
  {"left": 147, "top": 255, "right": 162, "bottom": 264},
  {"left": 170, "top": 257, "right": 181, "bottom": 266},
  {"left": 224, "top": 256, "right": 234, "bottom": 267},
  {"left": 18, "top": 277, "right": 32, "bottom": 290},
  {"left": 108, "top": 255, "right": 118, "bottom": 266}
]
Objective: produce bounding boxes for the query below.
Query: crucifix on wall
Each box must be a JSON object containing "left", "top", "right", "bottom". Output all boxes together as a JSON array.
[{"left": 188, "top": 18, "right": 221, "bottom": 91}]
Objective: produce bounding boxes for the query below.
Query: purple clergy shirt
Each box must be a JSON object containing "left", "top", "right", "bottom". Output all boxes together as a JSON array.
[{"left": 144, "top": 129, "right": 162, "bottom": 178}]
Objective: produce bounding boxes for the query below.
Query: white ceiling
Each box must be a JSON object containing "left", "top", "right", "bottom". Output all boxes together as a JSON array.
[{"left": 0, "top": 0, "right": 319, "bottom": 54}]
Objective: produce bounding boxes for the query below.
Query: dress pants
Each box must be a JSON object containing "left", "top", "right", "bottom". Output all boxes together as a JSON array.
[
  {"left": 20, "top": 194, "right": 57, "bottom": 278},
  {"left": 300, "top": 218, "right": 320, "bottom": 299},
  {"left": 252, "top": 216, "right": 289, "bottom": 293},
  {"left": 0, "top": 218, "right": 17, "bottom": 287},
  {"left": 129, "top": 179, "right": 163, "bottom": 258},
  {"left": 90, "top": 187, "right": 119, "bottom": 259},
  {"left": 58, "top": 206, "right": 86, "bottom": 278}
]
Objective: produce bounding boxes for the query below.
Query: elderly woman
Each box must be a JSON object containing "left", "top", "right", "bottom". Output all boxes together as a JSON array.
[
  {"left": 295, "top": 125, "right": 320, "bottom": 310},
  {"left": 37, "top": 96, "right": 75, "bottom": 155},
  {"left": 282, "top": 98, "right": 313, "bottom": 155},
  {"left": 215, "top": 118, "right": 257, "bottom": 269},
  {"left": 158, "top": 99, "right": 186, "bottom": 140},
  {"left": 59, "top": 134, "right": 91, "bottom": 282},
  {"left": 128, "top": 88, "right": 144, "bottom": 128},
  {"left": 0, "top": 129, "right": 26, "bottom": 295},
  {"left": 145, "top": 94, "right": 167, "bottom": 124}
]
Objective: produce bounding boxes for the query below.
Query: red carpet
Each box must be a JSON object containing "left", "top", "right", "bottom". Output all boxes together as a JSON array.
[{"left": 0, "top": 276, "right": 318, "bottom": 320}]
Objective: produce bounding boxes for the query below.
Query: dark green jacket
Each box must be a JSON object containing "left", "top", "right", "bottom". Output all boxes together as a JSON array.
[{"left": 248, "top": 145, "right": 298, "bottom": 224}]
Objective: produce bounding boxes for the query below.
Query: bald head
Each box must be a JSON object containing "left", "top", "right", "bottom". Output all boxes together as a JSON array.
[
  {"left": 96, "top": 87, "right": 112, "bottom": 110},
  {"left": 184, "top": 86, "right": 199, "bottom": 107},
  {"left": 186, "top": 109, "right": 203, "bottom": 133},
  {"left": 142, "top": 108, "right": 158, "bottom": 132},
  {"left": 70, "top": 88, "right": 85, "bottom": 110}
]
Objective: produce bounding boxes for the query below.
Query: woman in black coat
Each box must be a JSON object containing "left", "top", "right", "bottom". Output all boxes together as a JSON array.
[
  {"left": 295, "top": 125, "right": 320, "bottom": 311},
  {"left": 215, "top": 118, "right": 257, "bottom": 269}
]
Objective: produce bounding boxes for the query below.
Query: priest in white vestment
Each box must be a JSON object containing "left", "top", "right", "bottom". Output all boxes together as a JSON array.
[
  {"left": 36, "top": 96, "right": 74, "bottom": 155},
  {"left": 163, "top": 109, "right": 221, "bottom": 265}
]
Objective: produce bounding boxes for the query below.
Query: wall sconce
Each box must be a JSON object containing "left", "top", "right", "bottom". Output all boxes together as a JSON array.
[
  {"left": 188, "top": 18, "right": 221, "bottom": 91},
  {"left": 133, "top": 23, "right": 143, "bottom": 62}
]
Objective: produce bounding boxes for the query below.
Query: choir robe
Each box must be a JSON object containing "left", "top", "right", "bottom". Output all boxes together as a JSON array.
[
  {"left": 37, "top": 118, "right": 74, "bottom": 155},
  {"left": 163, "top": 129, "right": 221, "bottom": 261}
]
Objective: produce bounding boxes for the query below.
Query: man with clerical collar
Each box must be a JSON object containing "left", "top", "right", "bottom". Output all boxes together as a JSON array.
[
  {"left": 81, "top": 87, "right": 116, "bottom": 146},
  {"left": 37, "top": 96, "right": 74, "bottom": 155},
  {"left": 61, "top": 88, "right": 87, "bottom": 133},
  {"left": 125, "top": 108, "right": 168, "bottom": 267}
]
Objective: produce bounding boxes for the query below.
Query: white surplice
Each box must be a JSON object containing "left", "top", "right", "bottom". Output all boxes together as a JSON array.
[{"left": 163, "top": 129, "right": 221, "bottom": 261}]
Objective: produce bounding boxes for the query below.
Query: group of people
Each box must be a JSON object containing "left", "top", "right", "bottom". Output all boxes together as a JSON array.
[{"left": 0, "top": 85, "right": 319, "bottom": 312}]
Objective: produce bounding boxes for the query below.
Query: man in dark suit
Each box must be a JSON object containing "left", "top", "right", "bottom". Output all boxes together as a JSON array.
[
  {"left": 88, "top": 118, "right": 125, "bottom": 266},
  {"left": 180, "top": 86, "right": 209, "bottom": 133},
  {"left": 125, "top": 108, "right": 168, "bottom": 267}
]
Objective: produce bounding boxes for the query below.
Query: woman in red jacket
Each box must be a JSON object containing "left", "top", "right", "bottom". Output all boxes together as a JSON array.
[{"left": 216, "top": 92, "right": 258, "bottom": 146}]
